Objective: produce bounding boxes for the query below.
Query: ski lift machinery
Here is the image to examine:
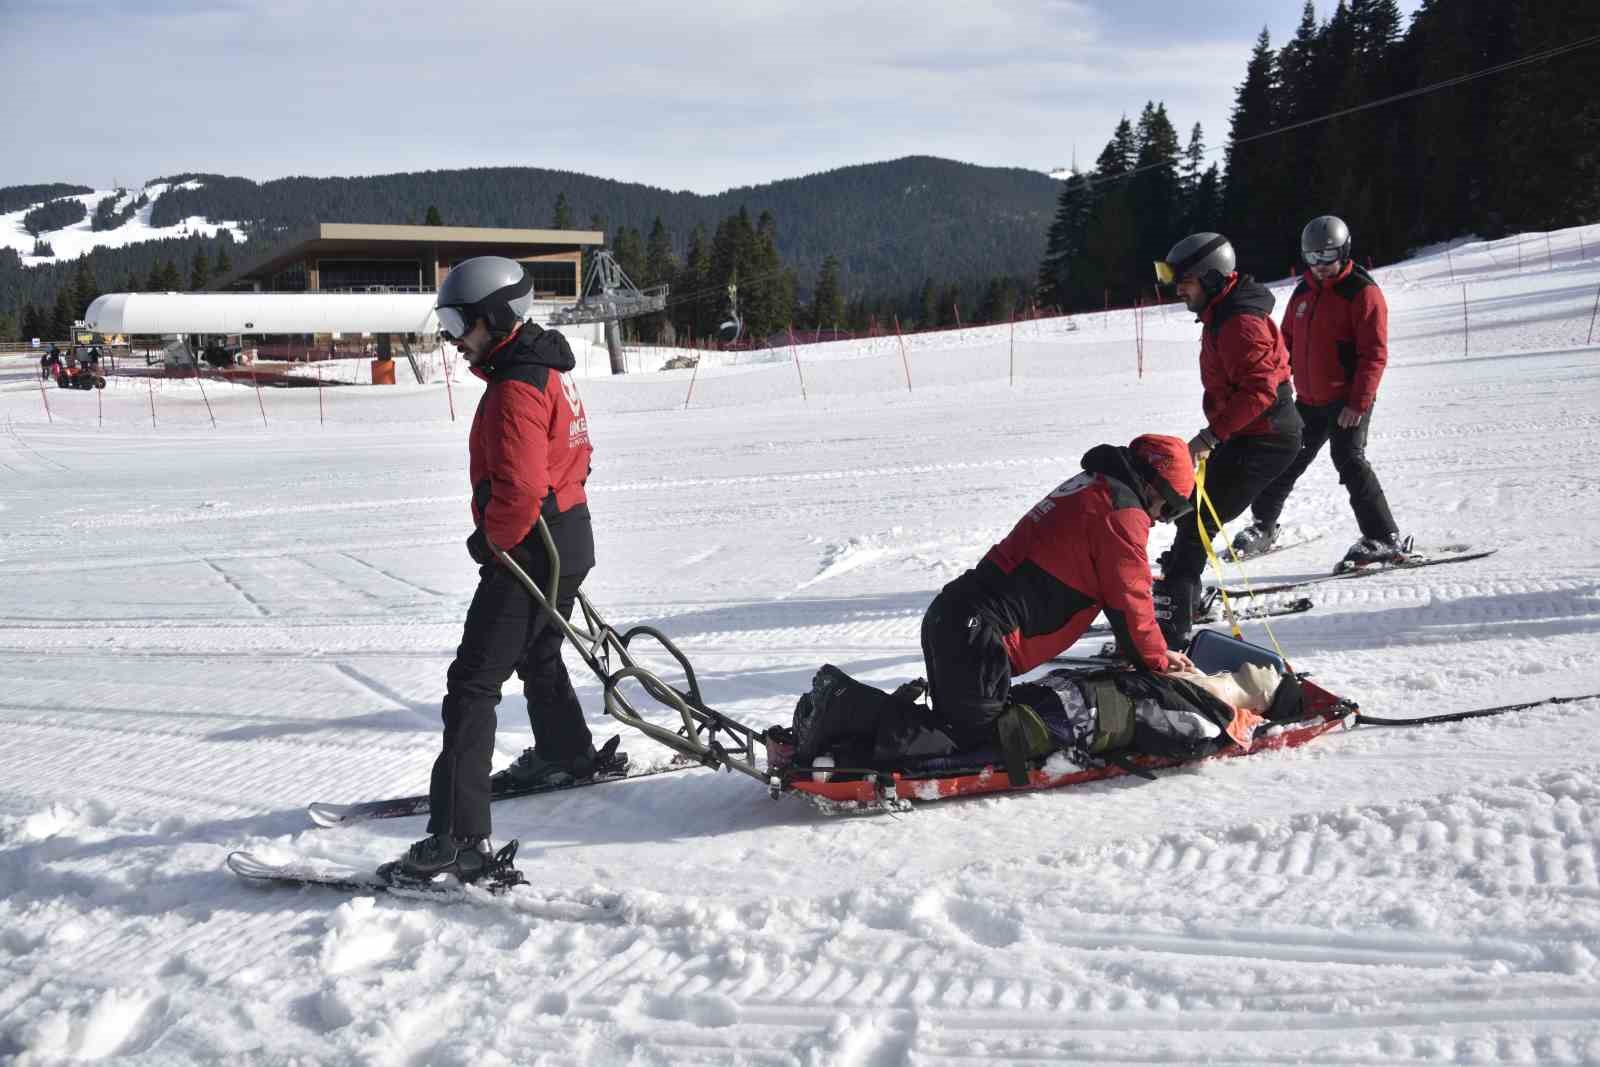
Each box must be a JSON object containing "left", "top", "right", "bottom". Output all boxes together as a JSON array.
[{"left": 546, "top": 249, "right": 668, "bottom": 374}]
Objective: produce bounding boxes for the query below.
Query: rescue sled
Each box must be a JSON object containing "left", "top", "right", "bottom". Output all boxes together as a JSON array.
[
  {"left": 773, "top": 677, "right": 1352, "bottom": 811},
  {"left": 448, "top": 519, "right": 1355, "bottom": 814},
  {"left": 765, "top": 628, "right": 1356, "bottom": 811}
]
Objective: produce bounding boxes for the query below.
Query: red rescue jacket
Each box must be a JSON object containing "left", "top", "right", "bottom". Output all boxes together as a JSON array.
[
  {"left": 467, "top": 323, "right": 593, "bottom": 567},
  {"left": 1282, "top": 262, "right": 1389, "bottom": 412},
  {"left": 1197, "top": 274, "right": 1298, "bottom": 441},
  {"left": 975, "top": 445, "right": 1170, "bottom": 673}
]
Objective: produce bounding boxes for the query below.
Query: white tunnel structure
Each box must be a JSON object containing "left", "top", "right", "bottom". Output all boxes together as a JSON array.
[
  {"left": 84, "top": 292, "right": 444, "bottom": 336},
  {"left": 82, "top": 292, "right": 603, "bottom": 343}
]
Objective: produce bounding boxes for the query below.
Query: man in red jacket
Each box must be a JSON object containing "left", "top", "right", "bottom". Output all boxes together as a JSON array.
[
  {"left": 384, "top": 257, "right": 599, "bottom": 887},
  {"left": 917, "top": 434, "right": 1199, "bottom": 755},
  {"left": 1231, "top": 216, "right": 1408, "bottom": 569},
  {"left": 1151, "top": 233, "right": 1304, "bottom": 649}
]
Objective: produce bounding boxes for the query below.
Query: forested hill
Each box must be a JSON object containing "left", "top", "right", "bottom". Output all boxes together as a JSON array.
[{"left": 148, "top": 156, "right": 1059, "bottom": 295}]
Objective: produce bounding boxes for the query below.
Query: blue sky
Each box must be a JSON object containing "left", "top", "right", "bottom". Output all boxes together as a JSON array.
[{"left": 2, "top": 0, "right": 1423, "bottom": 194}]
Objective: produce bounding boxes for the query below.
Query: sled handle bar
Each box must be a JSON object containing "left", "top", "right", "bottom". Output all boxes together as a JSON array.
[{"left": 492, "top": 521, "right": 768, "bottom": 785}]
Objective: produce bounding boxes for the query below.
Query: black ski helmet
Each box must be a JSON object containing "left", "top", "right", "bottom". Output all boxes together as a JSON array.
[
  {"left": 1156, "top": 233, "right": 1236, "bottom": 296},
  {"left": 1301, "top": 215, "right": 1351, "bottom": 267},
  {"left": 434, "top": 256, "right": 534, "bottom": 338}
]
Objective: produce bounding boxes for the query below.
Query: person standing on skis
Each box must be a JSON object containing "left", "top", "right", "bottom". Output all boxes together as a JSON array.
[
  {"left": 1230, "top": 216, "right": 1408, "bottom": 569},
  {"left": 1150, "top": 232, "right": 1304, "bottom": 650},
  {"left": 384, "top": 256, "right": 603, "bottom": 886},
  {"left": 916, "top": 435, "right": 1199, "bottom": 758}
]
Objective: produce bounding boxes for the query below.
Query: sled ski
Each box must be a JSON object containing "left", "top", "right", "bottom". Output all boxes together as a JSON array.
[
  {"left": 308, "top": 740, "right": 701, "bottom": 828},
  {"left": 1216, "top": 548, "right": 1496, "bottom": 598},
  {"left": 1086, "top": 592, "right": 1312, "bottom": 639},
  {"left": 227, "top": 840, "right": 531, "bottom": 900}
]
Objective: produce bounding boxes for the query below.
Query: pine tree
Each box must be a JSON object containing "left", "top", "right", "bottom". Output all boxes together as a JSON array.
[
  {"left": 552, "top": 193, "right": 572, "bottom": 229},
  {"left": 640, "top": 216, "right": 676, "bottom": 342},
  {"left": 917, "top": 278, "right": 938, "bottom": 327},
  {"left": 424, "top": 205, "right": 444, "bottom": 226},
  {"left": 72, "top": 257, "right": 100, "bottom": 318},
  {"left": 52, "top": 287, "right": 76, "bottom": 340},
  {"left": 1492, "top": 0, "right": 1600, "bottom": 232},
  {"left": 676, "top": 224, "right": 712, "bottom": 342},
  {"left": 1037, "top": 170, "right": 1097, "bottom": 311},
  {"left": 808, "top": 255, "right": 844, "bottom": 331},
  {"left": 189, "top": 248, "right": 211, "bottom": 291},
  {"left": 22, "top": 303, "right": 47, "bottom": 342},
  {"left": 0, "top": 309, "right": 16, "bottom": 343},
  {"left": 159, "top": 259, "right": 183, "bottom": 291},
  {"left": 1276, "top": 0, "right": 1326, "bottom": 230},
  {"left": 216, "top": 243, "right": 233, "bottom": 277},
  {"left": 1178, "top": 123, "right": 1207, "bottom": 228},
  {"left": 124, "top": 272, "right": 141, "bottom": 293},
  {"left": 1131, "top": 102, "right": 1183, "bottom": 287},
  {"left": 1220, "top": 27, "right": 1283, "bottom": 274},
  {"left": 1080, "top": 118, "right": 1140, "bottom": 306}
]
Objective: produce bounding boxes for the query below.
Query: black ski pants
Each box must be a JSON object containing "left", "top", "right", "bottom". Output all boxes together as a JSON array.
[
  {"left": 1251, "top": 400, "right": 1398, "bottom": 540},
  {"left": 427, "top": 556, "right": 591, "bottom": 838},
  {"left": 1164, "top": 430, "right": 1303, "bottom": 589},
  {"left": 920, "top": 576, "right": 1013, "bottom": 751}
]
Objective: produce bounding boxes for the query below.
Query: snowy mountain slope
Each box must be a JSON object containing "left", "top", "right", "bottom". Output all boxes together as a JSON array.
[
  {"left": 2, "top": 180, "right": 239, "bottom": 266},
  {"left": 0, "top": 225, "right": 1597, "bottom": 1064}
]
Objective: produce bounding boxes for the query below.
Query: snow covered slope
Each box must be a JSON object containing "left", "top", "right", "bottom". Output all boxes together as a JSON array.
[
  {"left": 0, "top": 225, "right": 1597, "bottom": 1064},
  {"left": 2, "top": 180, "right": 238, "bottom": 266}
]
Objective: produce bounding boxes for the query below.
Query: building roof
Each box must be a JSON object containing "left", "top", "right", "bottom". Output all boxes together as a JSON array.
[{"left": 214, "top": 222, "right": 605, "bottom": 291}]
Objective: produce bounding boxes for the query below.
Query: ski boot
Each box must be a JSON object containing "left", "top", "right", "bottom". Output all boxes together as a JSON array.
[
  {"left": 491, "top": 743, "right": 603, "bottom": 794},
  {"left": 379, "top": 834, "right": 526, "bottom": 889},
  {"left": 1230, "top": 521, "right": 1278, "bottom": 558},
  {"left": 1151, "top": 575, "right": 1197, "bottom": 651},
  {"left": 1336, "top": 533, "right": 1413, "bottom": 572}
]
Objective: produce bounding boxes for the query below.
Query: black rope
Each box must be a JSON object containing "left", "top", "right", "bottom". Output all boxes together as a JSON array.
[{"left": 1355, "top": 692, "right": 1600, "bottom": 728}]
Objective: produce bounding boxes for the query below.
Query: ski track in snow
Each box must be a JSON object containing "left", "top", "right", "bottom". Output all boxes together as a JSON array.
[{"left": 1, "top": 225, "right": 1599, "bottom": 1064}]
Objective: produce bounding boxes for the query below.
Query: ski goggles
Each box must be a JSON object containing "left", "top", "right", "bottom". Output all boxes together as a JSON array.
[
  {"left": 1302, "top": 246, "right": 1344, "bottom": 266},
  {"left": 1154, "top": 483, "right": 1194, "bottom": 523},
  {"left": 1152, "top": 260, "right": 1179, "bottom": 286},
  {"left": 434, "top": 305, "right": 478, "bottom": 341}
]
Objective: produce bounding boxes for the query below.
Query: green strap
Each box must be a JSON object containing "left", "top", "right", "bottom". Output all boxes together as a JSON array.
[{"left": 1089, "top": 679, "right": 1136, "bottom": 753}]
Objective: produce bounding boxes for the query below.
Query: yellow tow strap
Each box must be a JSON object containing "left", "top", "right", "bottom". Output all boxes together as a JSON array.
[{"left": 1193, "top": 457, "right": 1293, "bottom": 669}]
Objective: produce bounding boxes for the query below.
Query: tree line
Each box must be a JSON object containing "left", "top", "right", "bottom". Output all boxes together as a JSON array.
[{"left": 1040, "top": 0, "right": 1600, "bottom": 312}]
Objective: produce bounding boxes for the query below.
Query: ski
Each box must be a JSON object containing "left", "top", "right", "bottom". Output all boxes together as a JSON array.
[
  {"left": 228, "top": 840, "right": 528, "bottom": 898},
  {"left": 1219, "top": 530, "right": 1327, "bottom": 563},
  {"left": 1216, "top": 548, "right": 1496, "bottom": 598},
  {"left": 307, "top": 740, "right": 703, "bottom": 828},
  {"left": 1086, "top": 594, "right": 1312, "bottom": 638},
  {"left": 227, "top": 842, "right": 618, "bottom": 916}
]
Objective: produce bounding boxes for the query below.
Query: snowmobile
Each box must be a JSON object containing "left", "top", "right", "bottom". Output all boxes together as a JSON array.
[{"left": 53, "top": 361, "right": 105, "bottom": 390}]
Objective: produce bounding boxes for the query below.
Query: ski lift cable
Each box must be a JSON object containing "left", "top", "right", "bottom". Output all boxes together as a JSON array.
[{"left": 645, "top": 32, "right": 1600, "bottom": 315}]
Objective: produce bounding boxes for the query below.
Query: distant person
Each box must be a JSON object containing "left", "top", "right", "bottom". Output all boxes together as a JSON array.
[
  {"left": 382, "top": 256, "right": 601, "bottom": 887},
  {"left": 1230, "top": 216, "right": 1409, "bottom": 569},
  {"left": 1150, "top": 233, "right": 1303, "bottom": 649}
]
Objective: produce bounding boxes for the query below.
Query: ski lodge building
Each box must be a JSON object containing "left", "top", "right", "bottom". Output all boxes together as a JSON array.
[
  {"left": 211, "top": 222, "right": 603, "bottom": 299},
  {"left": 84, "top": 223, "right": 607, "bottom": 374}
]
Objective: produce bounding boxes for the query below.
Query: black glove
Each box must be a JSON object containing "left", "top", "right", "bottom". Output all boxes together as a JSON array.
[{"left": 466, "top": 528, "right": 494, "bottom": 565}]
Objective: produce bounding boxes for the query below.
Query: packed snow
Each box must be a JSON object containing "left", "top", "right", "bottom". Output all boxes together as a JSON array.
[
  {"left": 2, "top": 181, "right": 239, "bottom": 267},
  {"left": 1, "top": 225, "right": 1598, "bottom": 1064}
]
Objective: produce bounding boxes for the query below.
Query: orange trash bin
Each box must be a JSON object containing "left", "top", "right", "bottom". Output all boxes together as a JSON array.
[{"left": 370, "top": 359, "right": 396, "bottom": 385}]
